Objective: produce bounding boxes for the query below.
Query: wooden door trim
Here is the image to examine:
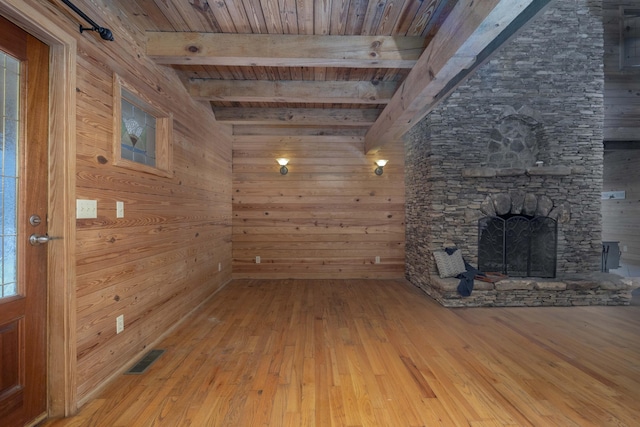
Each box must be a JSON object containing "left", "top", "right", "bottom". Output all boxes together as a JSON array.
[{"left": 0, "top": 0, "right": 78, "bottom": 417}]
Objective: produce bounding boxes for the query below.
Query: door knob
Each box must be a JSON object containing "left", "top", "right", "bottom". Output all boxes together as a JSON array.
[{"left": 29, "top": 234, "right": 54, "bottom": 246}]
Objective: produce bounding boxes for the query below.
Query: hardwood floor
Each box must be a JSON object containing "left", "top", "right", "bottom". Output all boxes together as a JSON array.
[{"left": 42, "top": 279, "right": 640, "bottom": 426}]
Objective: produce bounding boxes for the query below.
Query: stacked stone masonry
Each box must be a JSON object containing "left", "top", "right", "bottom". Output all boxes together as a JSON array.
[
  {"left": 425, "top": 273, "right": 639, "bottom": 308},
  {"left": 404, "top": 0, "right": 609, "bottom": 307}
]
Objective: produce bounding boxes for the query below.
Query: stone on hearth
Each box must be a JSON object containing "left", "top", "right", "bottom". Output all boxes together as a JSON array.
[
  {"left": 534, "top": 281, "right": 567, "bottom": 291},
  {"left": 564, "top": 278, "right": 599, "bottom": 290},
  {"left": 494, "top": 280, "right": 535, "bottom": 291},
  {"left": 598, "top": 280, "right": 628, "bottom": 291}
]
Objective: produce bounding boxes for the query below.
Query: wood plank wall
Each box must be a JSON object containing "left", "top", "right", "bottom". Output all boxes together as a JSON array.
[
  {"left": 232, "top": 132, "right": 405, "bottom": 279},
  {"left": 603, "top": 1, "right": 640, "bottom": 141},
  {"left": 19, "top": 0, "right": 233, "bottom": 404},
  {"left": 602, "top": 1, "right": 640, "bottom": 266},
  {"left": 602, "top": 149, "right": 640, "bottom": 264}
]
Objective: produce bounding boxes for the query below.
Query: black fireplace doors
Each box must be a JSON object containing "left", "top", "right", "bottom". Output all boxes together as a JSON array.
[{"left": 478, "top": 215, "right": 557, "bottom": 278}]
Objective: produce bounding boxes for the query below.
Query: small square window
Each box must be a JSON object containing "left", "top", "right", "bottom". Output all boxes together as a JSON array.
[
  {"left": 113, "top": 75, "right": 173, "bottom": 176},
  {"left": 621, "top": 8, "right": 640, "bottom": 69}
]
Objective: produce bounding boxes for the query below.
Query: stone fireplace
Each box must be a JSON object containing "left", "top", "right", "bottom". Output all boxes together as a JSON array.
[{"left": 404, "top": 0, "right": 639, "bottom": 307}]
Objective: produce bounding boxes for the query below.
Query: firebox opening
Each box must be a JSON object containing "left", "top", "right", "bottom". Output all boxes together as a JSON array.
[{"left": 478, "top": 214, "right": 557, "bottom": 278}]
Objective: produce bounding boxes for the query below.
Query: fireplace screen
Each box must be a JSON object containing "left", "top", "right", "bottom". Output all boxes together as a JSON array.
[{"left": 478, "top": 215, "right": 557, "bottom": 277}]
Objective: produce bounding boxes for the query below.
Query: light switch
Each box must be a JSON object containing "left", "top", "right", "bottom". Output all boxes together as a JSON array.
[
  {"left": 76, "top": 199, "right": 97, "bottom": 219},
  {"left": 116, "top": 201, "right": 124, "bottom": 218}
]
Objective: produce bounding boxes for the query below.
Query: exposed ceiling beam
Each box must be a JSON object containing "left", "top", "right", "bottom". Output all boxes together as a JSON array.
[
  {"left": 364, "top": 0, "right": 553, "bottom": 153},
  {"left": 188, "top": 80, "right": 397, "bottom": 104},
  {"left": 232, "top": 126, "right": 368, "bottom": 137},
  {"left": 146, "top": 33, "right": 425, "bottom": 68},
  {"left": 213, "top": 108, "right": 380, "bottom": 126}
]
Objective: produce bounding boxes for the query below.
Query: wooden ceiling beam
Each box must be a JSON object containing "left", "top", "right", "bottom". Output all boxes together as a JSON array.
[
  {"left": 188, "top": 79, "right": 397, "bottom": 104},
  {"left": 364, "top": 0, "right": 553, "bottom": 153},
  {"left": 146, "top": 33, "right": 425, "bottom": 68},
  {"left": 213, "top": 107, "right": 380, "bottom": 126}
]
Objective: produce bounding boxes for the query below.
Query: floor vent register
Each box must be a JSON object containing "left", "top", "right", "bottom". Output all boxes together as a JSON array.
[{"left": 125, "top": 349, "right": 165, "bottom": 375}]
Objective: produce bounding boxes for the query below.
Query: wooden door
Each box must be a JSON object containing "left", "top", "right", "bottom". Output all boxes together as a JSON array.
[{"left": 0, "top": 16, "right": 49, "bottom": 427}]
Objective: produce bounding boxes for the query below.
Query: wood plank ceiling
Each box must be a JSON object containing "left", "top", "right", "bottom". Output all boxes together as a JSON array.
[{"left": 115, "top": 0, "right": 552, "bottom": 152}]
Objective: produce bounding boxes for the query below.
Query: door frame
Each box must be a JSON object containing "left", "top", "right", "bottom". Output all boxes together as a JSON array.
[{"left": 0, "top": 0, "right": 77, "bottom": 418}]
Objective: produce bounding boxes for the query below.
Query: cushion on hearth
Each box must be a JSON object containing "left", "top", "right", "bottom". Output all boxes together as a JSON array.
[{"left": 433, "top": 248, "right": 466, "bottom": 279}]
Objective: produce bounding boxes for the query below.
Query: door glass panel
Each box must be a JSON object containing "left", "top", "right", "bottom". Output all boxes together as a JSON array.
[{"left": 1, "top": 51, "right": 19, "bottom": 299}]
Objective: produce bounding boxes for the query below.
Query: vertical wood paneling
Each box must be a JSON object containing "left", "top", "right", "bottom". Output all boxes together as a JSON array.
[
  {"left": 31, "top": 0, "right": 236, "bottom": 405},
  {"left": 602, "top": 149, "right": 640, "bottom": 263},
  {"left": 602, "top": 1, "right": 639, "bottom": 265},
  {"left": 232, "top": 134, "right": 405, "bottom": 279},
  {"left": 603, "top": 1, "right": 640, "bottom": 141}
]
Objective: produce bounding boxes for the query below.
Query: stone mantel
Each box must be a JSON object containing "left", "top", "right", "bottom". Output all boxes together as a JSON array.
[{"left": 462, "top": 166, "right": 575, "bottom": 178}]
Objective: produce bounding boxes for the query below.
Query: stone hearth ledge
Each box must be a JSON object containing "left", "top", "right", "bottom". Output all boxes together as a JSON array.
[{"left": 426, "top": 272, "right": 640, "bottom": 307}]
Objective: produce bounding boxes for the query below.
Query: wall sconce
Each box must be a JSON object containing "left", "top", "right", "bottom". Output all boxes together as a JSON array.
[
  {"left": 374, "top": 159, "right": 388, "bottom": 176},
  {"left": 276, "top": 158, "right": 289, "bottom": 175}
]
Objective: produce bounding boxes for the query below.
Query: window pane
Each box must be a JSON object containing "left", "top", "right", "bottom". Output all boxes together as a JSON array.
[
  {"left": 1, "top": 51, "right": 19, "bottom": 299},
  {"left": 3, "top": 177, "right": 17, "bottom": 235},
  {"left": 121, "top": 93, "right": 157, "bottom": 167},
  {"left": 623, "top": 9, "right": 640, "bottom": 67}
]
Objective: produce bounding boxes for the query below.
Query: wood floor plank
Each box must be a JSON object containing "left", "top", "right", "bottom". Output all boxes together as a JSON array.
[{"left": 43, "top": 279, "right": 640, "bottom": 426}]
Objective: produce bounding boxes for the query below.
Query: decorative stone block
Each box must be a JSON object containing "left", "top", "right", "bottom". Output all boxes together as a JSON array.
[
  {"left": 462, "top": 168, "right": 497, "bottom": 178},
  {"left": 480, "top": 196, "right": 497, "bottom": 217},
  {"left": 536, "top": 195, "right": 553, "bottom": 217},
  {"left": 522, "top": 193, "right": 538, "bottom": 216},
  {"left": 548, "top": 202, "right": 571, "bottom": 224},
  {"left": 493, "top": 193, "right": 512, "bottom": 215},
  {"left": 510, "top": 190, "right": 526, "bottom": 214},
  {"left": 526, "top": 166, "right": 573, "bottom": 176},
  {"left": 496, "top": 168, "right": 527, "bottom": 177}
]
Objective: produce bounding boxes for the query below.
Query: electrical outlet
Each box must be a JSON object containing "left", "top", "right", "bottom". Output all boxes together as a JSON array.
[
  {"left": 218, "top": 262, "right": 222, "bottom": 271},
  {"left": 623, "top": 245, "right": 628, "bottom": 252},
  {"left": 76, "top": 199, "right": 97, "bottom": 219},
  {"left": 255, "top": 256, "right": 261, "bottom": 264},
  {"left": 116, "top": 315, "right": 124, "bottom": 334},
  {"left": 375, "top": 256, "right": 381, "bottom": 264},
  {"left": 116, "top": 201, "right": 124, "bottom": 218}
]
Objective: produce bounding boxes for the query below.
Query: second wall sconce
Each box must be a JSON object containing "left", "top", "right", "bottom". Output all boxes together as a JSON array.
[
  {"left": 374, "top": 159, "right": 388, "bottom": 176},
  {"left": 276, "top": 158, "right": 289, "bottom": 175}
]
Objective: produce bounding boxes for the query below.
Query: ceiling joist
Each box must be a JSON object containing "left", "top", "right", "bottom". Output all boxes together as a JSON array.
[
  {"left": 147, "top": 33, "right": 425, "bottom": 68},
  {"left": 214, "top": 108, "right": 380, "bottom": 126},
  {"left": 188, "top": 80, "right": 397, "bottom": 104}
]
